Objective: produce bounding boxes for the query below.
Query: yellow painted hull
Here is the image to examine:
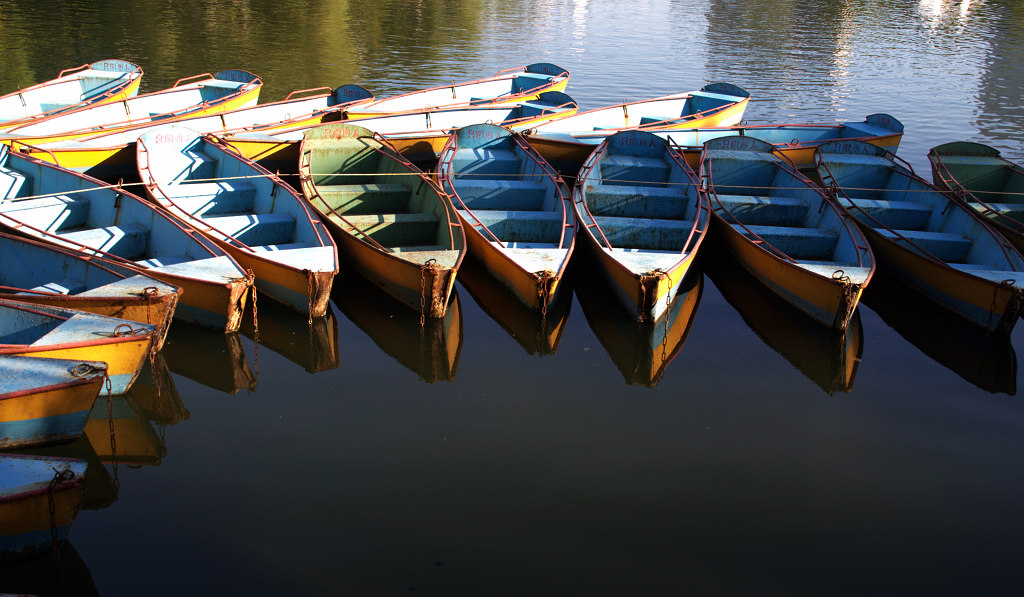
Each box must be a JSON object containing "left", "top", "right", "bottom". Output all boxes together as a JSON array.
[
  {"left": 3, "top": 86, "right": 262, "bottom": 146},
  {"left": 0, "top": 336, "right": 153, "bottom": 396},
  {"left": 1, "top": 289, "right": 181, "bottom": 351},
  {"left": 0, "top": 66, "right": 143, "bottom": 132},
  {"left": 713, "top": 215, "right": 866, "bottom": 330},
  {"left": 676, "top": 132, "right": 904, "bottom": 170},
  {"left": 0, "top": 474, "right": 84, "bottom": 548},
  {"left": 141, "top": 269, "right": 250, "bottom": 334}
]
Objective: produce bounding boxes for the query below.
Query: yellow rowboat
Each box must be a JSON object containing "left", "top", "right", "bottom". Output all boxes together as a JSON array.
[
  {"left": 528, "top": 113, "right": 904, "bottom": 176},
  {"left": 223, "top": 91, "right": 579, "bottom": 174},
  {"left": 0, "top": 69, "right": 262, "bottom": 146},
  {"left": 0, "top": 356, "right": 108, "bottom": 448},
  {"left": 0, "top": 146, "right": 251, "bottom": 333},
  {"left": 0, "top": 231, "right": 180, "bottom": 350},
  {"left": 299, "top": 123, "right": 465, "bottom": 318},
  {"left": 0, "top": 60, "right": 143, "bottom": 131},
  {"left": 573, "top": 130, "right": 710, "bottom": 323},
  {"left": 9, "top": 84, "right": 375, "bottom": 181},
  {"left": 0, "top": 454, "right": 87, "bottom": 559},
  {"left": 344, "top": 63, "right": 570, "bottom": 117},
  {"left": 702, "top": 136, "right": 874, "bottom": 331},
  {"left": 0, "top": 299, "right": 157, "bottom": 395},
  {"left": 137, "top": 126, "right": 339, "bottom": 318},
  {"left": 517, "top": 83, "right": 749, "bottom": 168},
  {"left": 437, "top": 123, "right": 576, "bottom": 313}
]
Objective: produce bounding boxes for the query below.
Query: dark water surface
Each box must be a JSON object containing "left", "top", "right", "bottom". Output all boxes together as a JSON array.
[{"left": 2, "top": 1, "right": 1024, "bottom": 595}]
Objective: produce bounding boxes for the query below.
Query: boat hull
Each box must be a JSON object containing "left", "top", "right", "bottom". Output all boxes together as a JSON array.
[
  {"left": 0, "top": 455, "right": 87, "bottom": 560},
  {"left": 0, "top": 359, "right": 107, "bottom": 449}
]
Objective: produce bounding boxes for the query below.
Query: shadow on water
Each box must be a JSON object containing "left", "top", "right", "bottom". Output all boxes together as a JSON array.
[
  {"left": 457, "top": 255, "right": 573, "bottom": 356},
  {"left": 703, "top": 248, "right": 864, "bottom": 395},
  {"left": 0, "top": 541, "right": 99, "bottom": 597},
  {"left": 573, "top": 256, "right": 704, "bottom": 388},
  {"left": 862, "top": 270, "right": 1018, "bottom": 395},
  {"left": 162, "top": 324, "right": 257, "bottom": 395},
  {"left": 240, "top": 292, "right": 342, "bottom": 375},
  {"left": 332, "top": 269, "right": 463, "bottom": 383}
]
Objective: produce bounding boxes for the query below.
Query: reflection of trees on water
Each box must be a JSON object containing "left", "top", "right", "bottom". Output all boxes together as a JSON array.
[
  {"left": 0, "top": 0, "right": 488, "bottom": 101},
  {"left": 976, "top": 2, "right": 1024, "bottom": 163}
]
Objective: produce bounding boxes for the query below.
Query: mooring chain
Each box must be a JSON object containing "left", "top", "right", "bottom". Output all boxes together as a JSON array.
[
  {"left": 307, "top": 270, "right": 315, "bottom": 329},
  {"left": 47, "top": 467, "right": 74, "bottom": 553},
  {"left": 251, "top": 283, "right": 260, "bottom": 390},
  {"left": 143, "top": 286, "right": 159, "bottom": 325}
]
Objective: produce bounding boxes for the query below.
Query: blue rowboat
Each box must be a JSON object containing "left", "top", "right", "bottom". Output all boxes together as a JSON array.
[
  {"left": 137, "top": 125, "right": 339, "bottom": 318},
  {"left": 928, "top": 141, "right": 1024, "bottom": 253},
  {"left": 0, "top": 230, "right": 180, "bottom": 350},
  {"left": 701, "top": 136, "right": 875, "bottom": 330},
  {"left": 0, "top": 145, "right": 251, "bottom": 333},
  {"left": 0, "top": 298, "right": 156, "bottom": 395},
  {"left": 0, "top": 356, "right": 108, "bottom": 449},
  {"left": 299, "top": 123, "right": 465, "bottom": 319},
  {"left": 527, "top": 113, "right": 904, "bottom": 176},
  {"left": 222, "top": 91, "right": 579, "bottom": 172},
  {"left": 1, "top": 69, "right": 262, "bottom": 146},
  {"left": 344, "top": 63, "right": 570, "bottom": 116},
  {"left": 0, "top": 454, "right": 87, "bottom": 559},
  {"left": 437, "top": 123, "right": 575, "bottom": 313},
  {"left": 0, "top": 59, "right": 143, "bottom": 130},
  {"left": 814, "top": 139, "right": 1024, "bottom": 335},
  {"left": 573, "top": 130, "right": 709, "bottom": 323}
]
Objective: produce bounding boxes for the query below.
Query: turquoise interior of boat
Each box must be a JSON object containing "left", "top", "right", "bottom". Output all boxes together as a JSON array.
[
  {"left": 449, "top": 123, "right": 570, "bottom": 249},
  {"left": 818, "top": 140, "right": 1024, "bottom": 272},
  {"left": 582, "top": 130, "right": 703, "bottom": 252},
  {"left": 704, "top": 136, "right": 866, "bottom": 267}
]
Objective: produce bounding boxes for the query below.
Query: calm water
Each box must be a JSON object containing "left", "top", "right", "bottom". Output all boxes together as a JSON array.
[{"left": 2, "top": 1, "right": 1024, "bottom": 595}]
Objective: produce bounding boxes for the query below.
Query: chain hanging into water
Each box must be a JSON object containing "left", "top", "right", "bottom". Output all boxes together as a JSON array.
[
  {"left": 106, "top": 392, "right": 120, "bottom": 491},
  {"left": 250, "top": 282, "right": 260, "bottom": 391}
]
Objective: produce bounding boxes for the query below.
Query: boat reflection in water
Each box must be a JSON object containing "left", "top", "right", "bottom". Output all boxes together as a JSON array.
[
  {"left": 333, "top": 270, "right": 463, "bottom": 383},
  {"left": 862, "top": 271, "right": 1017, "bottom": 395},
  {"left": 574, "top": 258, "right": 703, "bottom": 387},
  {"left": 83, "top": 356, "right": 182, "bottom": 467},
  {"left": 162, "top": 323, "right": 256, "bottom": 394},
  {"left": 703, "top": 249, "right": 863, "bottom": 395},
  {"left": 0, "top": 541, "right": 99, "bottom": 596},
  {"left": 457, "top": 255, "right": 572, "bottom": 356},
  {"left": 239, "top": 292, "right": 341, "bottom": 374}
]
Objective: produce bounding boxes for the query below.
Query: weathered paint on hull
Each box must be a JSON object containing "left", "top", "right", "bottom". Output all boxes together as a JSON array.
[
  {"left": 130, "top": 266, "right": 250, "bottom": 333},
  {"left": 0, "top": 338, "right": 151, "bottom": 396},
  {"left": 4, "top": 285, "right": 180, "bottom": 351},
  {"left": 0, "top": 368, "right": 106, "bottom": 449},
  {"left": 712, "top": 215, "right": 865, "bottom": 330},
  {"left": 0, "top": 456, "right": 86, "bottom": 559}
]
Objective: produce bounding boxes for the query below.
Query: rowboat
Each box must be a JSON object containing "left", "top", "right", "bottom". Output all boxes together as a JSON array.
[
  {"left": 0, "top": 59, "right": 143, "bottom": 130},
  {"left": 344, "top": 63, "right": 570, "bottom": 117},
  {"left": 0, "top": 231, "right": 180, "bottom": 350},
  {"left": 332, "top": 269, "right": 463, "bottom": 384},
  {"left": 814, "top": 139, "right": 1024, "bottom": 335},
  {"left": 0, "top": 454, "right": 87, "bottom": 559},
  {"left": 574, "top": 255, "right": 703, "bottom": 388},
  {"left": 1, "top": 69, "right": 262, "bottom": 146},
  {"left": 515, "top": 83, "right": 750, "bottom": 169},
  {"left": 703, "top": 246, "right": 863, "bottom": 395},
  {"left": 9, "top": 435, "right": 116, "bottom": 511},
  {"left": 437, "top": 123, "right": 575, "bottom": 312},
  {"left": 928, "top": 141, "right": 1024, "bottom": 253},
  {"left": 528, "top": 113, "right": 904, "bottom": 176},
  {"left": 137, "top": 125, "right": 338, "bottom": 318},
  {"left": 0, "top": 356, "right": 108, "bottom": 448},
  {"left": 0, "top": 299, "right": 156, "bottom": 395},
  {"left": 702, "top": 136, "right": 874, "bottom": 330},
  {"left": 299, "top": 123, "right": 465, "bottom": 318},
  {"left": 573, "top": 130, "right": 709, "bottom": 322},
  {"left": 9, "top": 84, "right": 375, "bottom": 181},
  {"left": 0, "top": 146, "right": 251, "bottom": 333},
  {"left": 223, "top": 91, "right": 579, "bottom": 174}
]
